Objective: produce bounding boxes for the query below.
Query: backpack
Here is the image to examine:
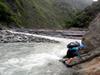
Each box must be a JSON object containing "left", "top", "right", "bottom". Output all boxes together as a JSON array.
[{"left": 67, "top": 41, "right": 80, "bottom": 48}]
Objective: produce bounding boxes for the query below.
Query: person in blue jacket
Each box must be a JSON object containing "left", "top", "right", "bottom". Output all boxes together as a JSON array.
[{"left": 63, "top": 41, "right": 86, "bottom": 64}]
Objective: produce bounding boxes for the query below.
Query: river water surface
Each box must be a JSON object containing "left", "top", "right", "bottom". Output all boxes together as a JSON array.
[{"left": 0, "top": 32, "right": 81, "bottom": 75}]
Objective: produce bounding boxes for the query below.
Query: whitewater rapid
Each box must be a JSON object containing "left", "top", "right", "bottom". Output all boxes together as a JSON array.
[{"left": 0, "top": 31, "right": 81, "bottom": 75}]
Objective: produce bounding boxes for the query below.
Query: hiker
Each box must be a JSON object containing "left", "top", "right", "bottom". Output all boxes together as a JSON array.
[{"left": 63, "top": 41, "right": 86, "bottom": 64}]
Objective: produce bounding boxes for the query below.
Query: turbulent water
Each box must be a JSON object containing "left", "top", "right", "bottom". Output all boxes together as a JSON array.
[{"left": 0, "top": 32, "right": 81, "bottom": 75}]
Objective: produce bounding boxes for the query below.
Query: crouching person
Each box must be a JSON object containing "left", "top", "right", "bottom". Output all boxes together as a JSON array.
[{"left": 63, "top": 41, "right": 86, "bottom": 65}]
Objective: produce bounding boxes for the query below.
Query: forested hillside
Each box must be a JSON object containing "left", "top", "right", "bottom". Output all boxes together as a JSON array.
[
  {"left": 65, "top": 0, "right": 100, "bottom": 28},
  {"left": 0, "top": 0, "right": 92, "bottom": 29}
]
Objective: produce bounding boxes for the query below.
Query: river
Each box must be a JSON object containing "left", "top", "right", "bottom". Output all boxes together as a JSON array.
[{"left": 0, "top": 31, "right": 81, "bottom": 75}]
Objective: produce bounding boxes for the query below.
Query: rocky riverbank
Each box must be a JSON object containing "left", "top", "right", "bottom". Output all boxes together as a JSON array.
[
  {"left": 74, "top": 13, "right": 100, "bottom": 75},
  {"left": 0, "top": 29, "right": 85, "bottom": 43},
  {"left": 0, "top": 30, "right": 58, "bottom": 43}
]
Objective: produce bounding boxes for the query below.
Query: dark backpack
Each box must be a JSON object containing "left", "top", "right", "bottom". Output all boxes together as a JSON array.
[{"left": 67, "top": 41, "right": 80, "bottom": 48}]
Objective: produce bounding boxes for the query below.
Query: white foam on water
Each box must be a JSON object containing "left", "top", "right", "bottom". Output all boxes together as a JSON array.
[
  {"left": 3, "top": 30, "right": 81, "bottom": 67},
  {"left": 0, "top": 30, "right": 82, "bottom": 75},
  {"left": 2, "top": 53, "right": 61, "bottom": 71}
]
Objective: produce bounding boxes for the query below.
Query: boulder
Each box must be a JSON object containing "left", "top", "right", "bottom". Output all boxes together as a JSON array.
[
  {"left": 83, "top": 13, "right": 100, "bottom": 52},
  {"left": 79, "top": 13, "right": 100, "bottom": 75}
]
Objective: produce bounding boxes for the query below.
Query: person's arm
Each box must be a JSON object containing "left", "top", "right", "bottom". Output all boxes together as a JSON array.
[
  {"left": 79, "top": 42, "right": 86, "bottom": 49},
  {"left": 63, "top": 50, "right": 68, "bottom": 58},
  {"left": 76, "top": 50, "right": 82, "bottom": 59}
]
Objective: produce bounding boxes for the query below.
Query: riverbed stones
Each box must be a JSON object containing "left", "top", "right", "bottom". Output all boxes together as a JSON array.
[{"left": 0, "top": 30, "right": 58, "bottom": 43}]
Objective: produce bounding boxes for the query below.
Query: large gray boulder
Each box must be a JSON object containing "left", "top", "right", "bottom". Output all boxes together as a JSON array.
[
  {"left": 77, "top": 13, "right": 100, "bottom": 75},
  {"left": 83, "top": 13, "right": 100, "bottom": 52}
]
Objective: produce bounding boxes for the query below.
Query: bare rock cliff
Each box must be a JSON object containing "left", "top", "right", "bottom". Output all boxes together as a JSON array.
[{"left": 79, "top": 13, "right": 100, "bottom": 75}]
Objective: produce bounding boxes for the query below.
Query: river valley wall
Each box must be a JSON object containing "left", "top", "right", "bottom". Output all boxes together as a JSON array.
[{"left": 76, "top": 13, "right": 100, "bottom": 75}]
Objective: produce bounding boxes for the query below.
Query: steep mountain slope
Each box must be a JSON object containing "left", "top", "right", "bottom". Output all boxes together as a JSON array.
[
  {"left": 66, "top": 0, "right": 100, "bottom": 28},
  {"left": 0, "top": 0, "right": 92, "bottom": 29}
]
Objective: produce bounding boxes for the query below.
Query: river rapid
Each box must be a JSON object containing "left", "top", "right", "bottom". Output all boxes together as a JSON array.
[{"left": 0, "top": 30, "right": 81, "bottom": 75}]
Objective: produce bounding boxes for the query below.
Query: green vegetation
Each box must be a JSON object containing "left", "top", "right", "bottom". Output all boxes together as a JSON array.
[
  {"left": 0, "top": 1, "right": 12, "bottom": 25},
  {"left": 0, "top": 0, "right": 86, "bottom": 29},
  {"left": 65, "top": 0, "right": 100, "bottom": 28},
  {"left": 65, "top": 11, "right": 93, "bottom": 28},
  {"left": 0, "top": 0, "right": 93, "bottom": 29}
]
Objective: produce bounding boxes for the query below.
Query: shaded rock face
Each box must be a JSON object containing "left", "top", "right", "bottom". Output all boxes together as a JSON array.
[
  {"left": 80, "top": 13, "right": 100, "bottom": 75},
  {"left": 83, "top": 13, "right": 100, "bottom": 51}
]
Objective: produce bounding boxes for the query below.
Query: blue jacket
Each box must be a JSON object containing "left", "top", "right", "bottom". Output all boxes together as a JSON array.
[{"left": 69, "top": 42, "right": 86, "bottom": 58}]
